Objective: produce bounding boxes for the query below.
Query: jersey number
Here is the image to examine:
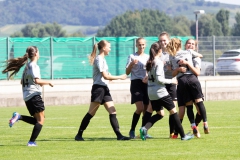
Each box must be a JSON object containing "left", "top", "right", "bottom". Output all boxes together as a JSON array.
[
  {"left": 148, "top": 75, "right": 155, "bottom": 82},
  {"left": 22, "top": 78, "right": 29, "bottom": 87}
]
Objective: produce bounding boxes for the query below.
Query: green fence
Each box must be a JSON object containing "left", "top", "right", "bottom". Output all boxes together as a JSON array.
[{"left": 0, "top": 36, "right": 193, "bottom": 80}]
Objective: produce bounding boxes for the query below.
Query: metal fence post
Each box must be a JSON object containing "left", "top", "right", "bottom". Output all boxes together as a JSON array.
[
  {"left": 7, "top": 37, "right": 10, "bottom": 79},
  {"left": 205, "top": 80, "right": 207, "bottom": 101},
  {"left": 134, "top": 38, "right": 136, "bottom": 53},
  {"left": 212, "top": 35, "right": 216, "bottom": 76},
  {"left": 93, "top": 36, "right": 95, "bottom": 45},
  {"left": 50, "top": 37, "right": 53, "bottom": 79}
]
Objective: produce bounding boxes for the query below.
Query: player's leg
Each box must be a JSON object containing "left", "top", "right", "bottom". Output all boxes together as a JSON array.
[
  {"left": 104, "top": 101, "right": 130, "bottom": 140},
  {"left": 75, "top": 102, "right": 100, "bottom": 141}
]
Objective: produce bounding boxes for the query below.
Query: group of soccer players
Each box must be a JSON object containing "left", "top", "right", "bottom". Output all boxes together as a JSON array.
[{"left": 3, "top": 31, "right": 209, "bottom": 146}]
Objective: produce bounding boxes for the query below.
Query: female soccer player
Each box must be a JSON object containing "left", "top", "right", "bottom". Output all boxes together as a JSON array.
[
  {"left": 2, "top": 46, "right": 54, "bottom": 146},
  {"left": 139, "top": 42, "right": 194, "bottom": 141},
  {"left": 166, "top": 38, "right": 209, "bottom": 138},
  {"left": 158, "top": 32, "right": 178, "bottom": 138},
  {"left": 173, "top": 39, "right": 207, "bottom": 138},
  {"left": 125, "top": 37, "right": 152, "bottom": 139},
  {"left": 75, "top": 40, "right": 130, "bottom": 141}
]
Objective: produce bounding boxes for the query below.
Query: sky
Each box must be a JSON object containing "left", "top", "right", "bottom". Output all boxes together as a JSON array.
[{"left": 205, "top": 0, "right": 240, "bottom": 5}]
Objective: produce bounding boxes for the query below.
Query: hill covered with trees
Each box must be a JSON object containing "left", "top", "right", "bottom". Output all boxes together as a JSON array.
[{"left": 0, "top": 0, "right": 239, "bottom": 26}]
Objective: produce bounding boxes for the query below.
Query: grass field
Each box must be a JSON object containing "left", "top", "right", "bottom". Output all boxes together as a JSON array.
[
  {"left": 1, "top": 101, "right": 240, "bottom": 160},
  {"left": 0, "top": 24, "right": 99, "bottom": 37}
]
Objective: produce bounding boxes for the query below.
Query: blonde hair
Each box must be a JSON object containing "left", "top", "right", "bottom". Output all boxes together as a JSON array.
[
  {"left": 165, "top": 38, "right": 181, "bottom": 56},
  {"left": 2, "top": 46, "right": 38, "bottom": 79},
  {"left": 88, "top": 40, "right": 109, "bottom": 65}
]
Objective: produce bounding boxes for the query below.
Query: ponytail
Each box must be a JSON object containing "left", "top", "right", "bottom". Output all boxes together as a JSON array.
[
  {"left": 2, "top": 54, "right": 28, "bottom": 79},
  {"left": 89, "top": 43, "right": 98, "bottom": 65},
  {"left": 166, "top": 38, "right": 181, "bottom": 56},
  {"left": 88, "top": 40, "right": 109, "bottom": 65},
  {"left": 2, "top": 46, "right": 38, "bottom": 79},
  {"left": 146, "top": 42, "right": 161, "bottom": 72}
]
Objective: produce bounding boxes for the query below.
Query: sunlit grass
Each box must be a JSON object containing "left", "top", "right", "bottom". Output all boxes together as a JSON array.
[{"left": 1, "top": 101, "right": 240, "bottom": 160}]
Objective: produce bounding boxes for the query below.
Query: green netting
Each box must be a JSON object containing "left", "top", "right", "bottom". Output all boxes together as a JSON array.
[
  {"left": 9, "top": 38, "right": 51, "bottom": 79},
  {"left": 0, "top": 36, "right": 194, "bottom": 80},
  {"left": 52, "top": 37, "right": 93, "bottom": 79},
  {"left": 95, "top": 37, "right": 136, "bottom": 75},
  {"left": 0, "top": 38, "right": 7, "bottom": 79}
]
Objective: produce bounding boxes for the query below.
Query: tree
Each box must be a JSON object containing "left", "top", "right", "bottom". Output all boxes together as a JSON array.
[
  {"left": 216, "top": 9, "right": 230, "bottom": 36},
  {"left": 190, "top": 14, "right": 223, "bottom": 36},
  {"left": 232, "top": 12, "right": 240, "bottom": 36},
  {"left": 68, "top": 30, "right": 85, "bottom": 37},
  {"left": 97, "top": 9, "right": 174, "bottom": 37},
  {"left": 11, "top": 22, "right": 67, "bottom": 37},
  {"left": 172, "top": 16, "right": 191, "bottom": 36}
]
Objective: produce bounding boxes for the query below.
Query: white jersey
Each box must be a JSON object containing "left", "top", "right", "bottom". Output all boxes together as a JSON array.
[
  {"left": 169, "top": 49, "right": 199, "bottom": 78},
  {"left": 193, "top": 57, "right": 201, "bottom": 69},
  {"left": 126, "top": 52, "right": 149, "bottom": 80},
  {"left": 93, "top": 55, "right": 109, "bottom": 86},
  {"left": 22, "top": 62, "right": 42, "bottom": 101},
  {"left": 147, "top": 58, "right": 172, "bottom": 100},
  {"left": 160, "top": 52, "right": 172, "bottom": 79}
]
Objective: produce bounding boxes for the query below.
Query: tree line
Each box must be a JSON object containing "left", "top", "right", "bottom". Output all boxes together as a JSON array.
[
  {"left": 97, "top": 9, "right": 240, "bottom": 36},
  {"left": 0, "top": 0, "right": 236, "bottom": 26},
  {"left": 11, "top": 9, "right": 240, "bottom": 37}
]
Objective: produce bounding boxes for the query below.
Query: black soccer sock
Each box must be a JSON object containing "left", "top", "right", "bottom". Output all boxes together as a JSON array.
[
  {"left": 142, "top": 111, "right": 152, "bottom": 127},
  {"left": 195, "top": 112, "right": 203, "bottom": 126},
  {"left": 148, "top": 114, "right": 163, "bottom": 127},
  {"left": 77, "top": 113, "right": 93, "bottom": 137},
  {"left": 174, "top": 119, "right": 183, "bottom": 135},
  {"left": 196, "top": 101, "right": 207, "bottom": 122},
  {"left": 109, "top": 114, "right": 122, "bottom": 138},
  {"left": 180, "top": 119, "right": 183, "bottom": 123},
  {"left": 130, "top": 112, "right": 140, "bottom": 131},
  {"left": 170, "top": 113, "right": 185, "bottom": 138},
  {"left": 186, "top": 105, "right": 195, "bottom": 124},
  {"left": 169, "top": 115, "right": 175, "bottom": 134},
  {"left": 29, "top": 123, "right": 43, "bottom": 142},
  {"left": 19, "top": 115, "right": 37, "bottom": 125}
]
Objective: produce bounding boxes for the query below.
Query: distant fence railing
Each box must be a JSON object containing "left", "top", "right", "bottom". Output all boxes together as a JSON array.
[{"left": 0, "top": 36, "right": 239, "bottom": 80}]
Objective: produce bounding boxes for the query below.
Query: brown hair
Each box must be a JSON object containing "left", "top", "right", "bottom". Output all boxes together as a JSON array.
[
  {"left": 89, "top": 40, "right": 109, "bottom": 65},
  {"left": 136, "top": 37, "right": 146, "bottom": 44},
  {"left": 146, "top": 42, "right": 162, "bottom": 72},
  {"left": 2, "top": 46, "right": 38, "bottom": 79},
  {"left": 165, "top": 38, "right": 181, "bottom": 56},
  {"left": 158, "top": 31, "right": 170, "bottom": 40},
  {"left": 185, "top": 39, "right": 197, "bottom": 50}
]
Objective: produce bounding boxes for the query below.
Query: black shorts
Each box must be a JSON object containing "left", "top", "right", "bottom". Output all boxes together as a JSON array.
[
  {"left": 150, "top": 95, "right": 175, "bottom": 112},
  {"left": 25, "top": 95, "right": 45, "bottom": 116},
  {"left": 130, "top": 79, "right": 149, "bottom": 105},
  {"left": 165, "top": 84, "right": 177, "bottom": 101},
  {"left": 177, "top": 74, "right": 204, "bottom": 106},
  {"left": 91, "top": 84, "right": 113, "bottom": 105}
]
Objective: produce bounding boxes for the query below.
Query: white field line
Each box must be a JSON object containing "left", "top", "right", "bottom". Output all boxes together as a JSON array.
[{"left": 1, "top": 126, "right": 240, "bottom": 129}]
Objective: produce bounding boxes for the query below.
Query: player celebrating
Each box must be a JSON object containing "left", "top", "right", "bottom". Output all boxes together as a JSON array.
[
  {"left": 158, "top": 32, "right": 178, "bottom": 138},
  {"left": 139, "top": 42, "right": 194, "bottom": 141},
  {"left": 2, "top": 46, "right": 54, "bottom": 146},
  {"left": 173, "top": 39, "right": 209, "bottom": 138},
  {"left": 75, "top": 40, "right": 130, "bottom": 141},
  {"left": 126, "top": 37, "right": 152, "bottom": 139},
  {"left": 166, "top": 38, "right": 209, "bottom": 137}
]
